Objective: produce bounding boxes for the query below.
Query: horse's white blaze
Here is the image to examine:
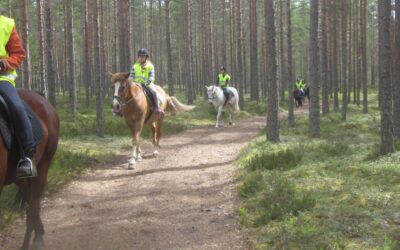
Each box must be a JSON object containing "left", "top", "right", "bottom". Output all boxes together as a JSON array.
[
  {"left": 206, "top": 85, "right": 239, "bottom": 128},
  {"left": 112, "top": 82, "right": 121, "bottom": 110}
]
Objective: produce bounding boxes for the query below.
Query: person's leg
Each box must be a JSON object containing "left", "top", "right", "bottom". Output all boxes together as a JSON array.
[
  {"left": 148, "top": 84, "right": 164, "bottom": 114},
  {"left": 0, "top": 81, "right": 36, "bottom": 178}
]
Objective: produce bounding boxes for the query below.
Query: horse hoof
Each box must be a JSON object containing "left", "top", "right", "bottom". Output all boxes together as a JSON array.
[
  {"left": 128, "top": 160, "right": 136, "bottom": 169},
  {"left": 153, "top": 150, "right": 159, "bottom": 156},
  {"left": 229, "top": 122, "right": 233, "bottom": 125},
  {"left": 31, "top": 239, "right": 44, "bottom": 250},
  {"left": 136, "top": 155, "right": 142, "bottom": 161}
]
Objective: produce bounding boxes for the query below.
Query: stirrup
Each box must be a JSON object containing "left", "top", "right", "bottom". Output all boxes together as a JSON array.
[{"left": 16, "top": 157, "right": 38, "bottom": 179}]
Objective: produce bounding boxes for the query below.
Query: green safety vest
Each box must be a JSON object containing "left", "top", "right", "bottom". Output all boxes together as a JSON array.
[
  {"left": 131, "top": 61, "right": 154, "bottom": 85},
  {"left": 0, "top": 15, "right": 18, "bottom": 86},
  {"left": 296, "top": 81, "right": 304, "bottom": 90},
  {"left": 218, "top": 73, "right": 230, "bottom": 88}
]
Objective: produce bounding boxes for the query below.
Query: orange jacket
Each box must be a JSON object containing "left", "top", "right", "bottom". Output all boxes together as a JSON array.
[{"left": 1, "top": 27, "right": 26, "bottom": 72}]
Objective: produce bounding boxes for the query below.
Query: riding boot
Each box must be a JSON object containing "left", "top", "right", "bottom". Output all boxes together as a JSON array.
[{"left": 16, "top": 148, "right": 38, "bottom": 179}]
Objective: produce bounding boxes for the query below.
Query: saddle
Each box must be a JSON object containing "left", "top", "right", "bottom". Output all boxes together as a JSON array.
[
  {"left": 0, "top": 94, "right": 44, "bottom": 152},
  {"left": 140, "top": 85, "right": 161, "bottom": 111}
]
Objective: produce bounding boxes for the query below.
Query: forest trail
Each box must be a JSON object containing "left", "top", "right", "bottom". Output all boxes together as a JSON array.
[{"left": 0, "top": 104, "right": 308, "bottom": 250}]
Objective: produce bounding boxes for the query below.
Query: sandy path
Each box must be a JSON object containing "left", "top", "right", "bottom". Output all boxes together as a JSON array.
[{"left": 0, "top": 115, "right": 269, "bottom": 250}]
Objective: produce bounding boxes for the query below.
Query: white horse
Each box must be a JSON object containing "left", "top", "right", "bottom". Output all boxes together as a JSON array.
[{"left": 206, "top": 85, "right": 240, "bottom": 128}]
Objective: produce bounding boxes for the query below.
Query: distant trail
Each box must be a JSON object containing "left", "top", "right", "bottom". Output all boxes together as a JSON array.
[{"left": 0, "top": 103, "right": 309, "bottom": 250}]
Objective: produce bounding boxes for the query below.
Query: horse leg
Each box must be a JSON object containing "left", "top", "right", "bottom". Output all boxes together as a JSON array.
[
  {"left": 21, "top": 156, "right": 51, "bottom": 250},
  {"left": 150, "top": 122, "right": 158, "bottom": 156},
  {"left": 0, "top": 141, "right": 7, "bottom": 229},
  {"left": 216, "top": 106, "right": 223, "bottom": 128},
  {"left": 229, "top": 109, "right": 233, "bottom": 125},
  {"left": 154, "top": 119, "right": 164, "bottom": 156},
  {"left": 129, "top": 128, "right": 142, "bottom": 169}
]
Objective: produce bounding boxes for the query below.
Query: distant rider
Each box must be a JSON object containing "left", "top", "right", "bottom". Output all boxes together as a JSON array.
[{"left": 216, "top": 66, "right": 231, "bottom": 105}]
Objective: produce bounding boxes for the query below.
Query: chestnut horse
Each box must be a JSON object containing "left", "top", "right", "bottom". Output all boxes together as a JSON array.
[
  {"left": 0, "top": 90, "right": 59, "bottom": 250},
  {"left": 110, "top": 72, "right": 195, "bottom": 169}
]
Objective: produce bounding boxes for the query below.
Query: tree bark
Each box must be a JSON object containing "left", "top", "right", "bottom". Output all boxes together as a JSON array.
[
  {"left": 393, "top": 0, "right": 400, "bottom": 140},
  {"left": 308, "top": 0, "right": 320, "bottom": 138},
  {"left": 378, "top": 0, "right": 394, "bottom": 154},
  {"left": 265, "top": 0, "right": 279, "bottom": 142}
]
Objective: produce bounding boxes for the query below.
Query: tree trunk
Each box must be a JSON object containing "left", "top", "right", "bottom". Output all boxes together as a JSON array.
[
  {"left": 393, "top": 0, "right": 400, "bottom": 140},
  {"left": 308, "top": 0, "right": 320, "bottom": 138},
  {"left": 341, "top": 0, "right": 348, "bottom": 120},
  {"left": 378, "top": 0, "right": 394, "bottom": 154},
  {"left": 237, "top": 0, "right": 244, "bottom": 109},
  {"left": 117, "top": 0, "right": 131, "bottom": 71},
  {"left": 165, "top": 0, "right": 174, "bottom": 95},
  {"left": 20, "top": 0, "right": 31, "bottom": 89},
  {"left": 94, "top": 0, "right": 104, "bottom": 137},
  {"left": 37, "top": 0, "right": 48, "bottom": 98},
  {"left": 66, "top": 0, "right": 77, "bottom": 114},
  {"left": 249, "top": 0, "right": 259, "bottom": 102},
  {"left": 361, "top": 0, "right": 368, "bottom": 113},
  {"left": 321, "top": 0, "right": 329, "bottom": 115},
  {"left": 43, "top": 0, "right": 56, "bottom": 107},
  {"left": 265, "top": 0, "right": 279, "bottom": 142},
  {"left": 287, "top": 0, "right": 294, "bottom": 126}
]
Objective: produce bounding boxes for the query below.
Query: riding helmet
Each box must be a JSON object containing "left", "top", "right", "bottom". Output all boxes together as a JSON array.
[{"left": 137, "top": 48, "right": 150, "bottom": 58}]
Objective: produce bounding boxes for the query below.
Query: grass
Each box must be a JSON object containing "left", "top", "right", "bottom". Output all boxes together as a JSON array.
[
  {"left": 237, "top": 92, "right": 400, "bottom": 249},
  {"left": 0, "top": 87, "right": 266, "bottom": 228}
]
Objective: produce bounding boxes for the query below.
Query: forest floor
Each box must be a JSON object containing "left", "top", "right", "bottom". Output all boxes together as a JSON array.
[{"left": 0, "top": 104, "right": 308, "bottom": 250}]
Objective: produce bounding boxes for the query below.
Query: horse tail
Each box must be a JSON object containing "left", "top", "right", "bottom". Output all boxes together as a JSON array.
[
  {"left": 235, "top": 102, "right": 240, "bottom": 112},
  {"left": 167, "top": 96, "right": 195, "bottom": 113}
]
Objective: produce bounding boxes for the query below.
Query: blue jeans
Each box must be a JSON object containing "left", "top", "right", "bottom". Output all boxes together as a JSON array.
[{"left": 0, "top": 81, "right": 35, "bottom": 153}]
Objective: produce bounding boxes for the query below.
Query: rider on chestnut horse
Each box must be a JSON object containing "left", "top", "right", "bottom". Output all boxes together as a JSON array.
[
  {"left": 130, "top": 48, "right": 164, "bottom": 116},
  {"left": 0, "top": 11, "right": 36, "bottom": 179}
]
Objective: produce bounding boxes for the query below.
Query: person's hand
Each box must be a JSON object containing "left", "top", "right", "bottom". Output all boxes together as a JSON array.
[{"left": 0, "top": 59, "right": 7, "bottom": 72}]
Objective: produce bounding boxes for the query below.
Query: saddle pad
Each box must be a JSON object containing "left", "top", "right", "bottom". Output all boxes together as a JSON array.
[{"left": 0, "top": 100, "right": 44, "bottom": 150}]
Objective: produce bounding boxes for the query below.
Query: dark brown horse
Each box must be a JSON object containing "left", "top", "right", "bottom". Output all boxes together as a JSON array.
[
  {"left": 0, "top": 90, "right": 59, "bottom": 250},
  {"left": 110, "top": 72, "right": 195, "bottom": 169}
]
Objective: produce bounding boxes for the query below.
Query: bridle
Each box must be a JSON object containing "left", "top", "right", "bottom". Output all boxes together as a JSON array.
[{"left": 112, "top": 81, "right": 144, "bottom": 108}]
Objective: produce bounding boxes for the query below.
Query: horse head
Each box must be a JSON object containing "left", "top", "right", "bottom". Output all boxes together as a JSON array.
[
  {"left": 205, "top": 85, "right": 220, "bottom": 103},
  {"left": 109, "top": 72, "right": 131, "bottom": 115}
]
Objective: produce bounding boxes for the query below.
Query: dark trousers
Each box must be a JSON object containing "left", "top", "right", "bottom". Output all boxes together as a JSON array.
[{"left": 0, "top": 81, "right": 35, "bottom": 153}]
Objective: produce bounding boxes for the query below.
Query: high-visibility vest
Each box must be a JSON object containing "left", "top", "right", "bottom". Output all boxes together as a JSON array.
[
  {"left": 296, "top": 81, "right": 304, "bottom": 90},
  {"left": 131, "top": 61, "right": 154, "bottom": 86},
  {"left": 218, "top": 73, "right": 230, "bottom": 88},
  {"left": 0, "top": 15, "right": 18, "bottom": 86}
]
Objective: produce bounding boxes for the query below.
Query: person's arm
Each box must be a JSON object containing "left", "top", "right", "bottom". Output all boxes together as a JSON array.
[
  {"left": 1, "top": 27, "right": 26, "bottom": 72},
  {"left": 129, "top": 64, "right": 135, "bottom": 80},
  {"left": 147, "top": 66, "right": 155, "bottom": 84}
]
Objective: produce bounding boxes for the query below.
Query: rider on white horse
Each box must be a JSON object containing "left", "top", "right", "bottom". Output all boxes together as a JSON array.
[{"left": 217, "top": 66, "right": 232, "bottom": 106}]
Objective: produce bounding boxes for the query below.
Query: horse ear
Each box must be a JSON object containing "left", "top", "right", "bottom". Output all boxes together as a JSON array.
[
  {"left": 108, "top": 72, "right": 114, "bottom": 78},
  {"left": 124, "top": 72, "right": 130, "bottom": 79}
]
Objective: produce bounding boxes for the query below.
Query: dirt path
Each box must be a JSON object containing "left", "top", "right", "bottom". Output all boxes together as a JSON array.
[{"left": 0, "top": 115, "right": 270, "bottom": 250}]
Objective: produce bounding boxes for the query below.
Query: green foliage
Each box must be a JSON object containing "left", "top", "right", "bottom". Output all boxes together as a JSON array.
[{"left": 238, "top": 101, "right": 400, "bottom": 248}]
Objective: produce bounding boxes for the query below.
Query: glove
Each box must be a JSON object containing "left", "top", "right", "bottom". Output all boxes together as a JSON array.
[{"left": 0, "top": 59, "right": 8, "bottom": 72}]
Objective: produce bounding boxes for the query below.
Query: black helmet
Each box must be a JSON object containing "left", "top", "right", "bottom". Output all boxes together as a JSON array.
[
  {"left": 220, "top": 66, "right": 226, "bottom": 71},
  {"left": 137, "top": 48, "right": 149, "bottom": 58}
]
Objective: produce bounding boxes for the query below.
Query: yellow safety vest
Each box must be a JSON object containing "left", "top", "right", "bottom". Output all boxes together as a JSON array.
[
  {"left": 218, "top": 74, "right": 230, "bottom": 88},
  {"left": 0, "top": 15, "right": 18, "bottom": 86},
  {"left": 131, "top": 61, "right": 154, "bottom": 86}
]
